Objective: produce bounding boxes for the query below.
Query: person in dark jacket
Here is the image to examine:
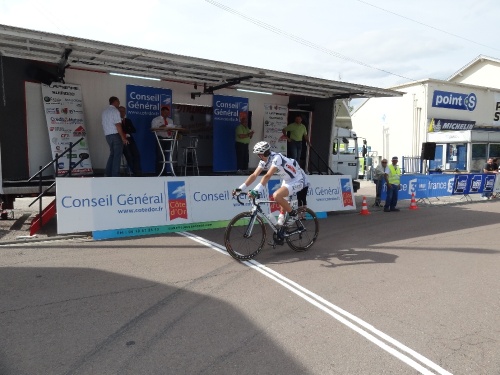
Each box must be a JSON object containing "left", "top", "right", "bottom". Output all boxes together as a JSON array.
[{"left": 119, "top": 106, "right": 142, "bottom": 176}]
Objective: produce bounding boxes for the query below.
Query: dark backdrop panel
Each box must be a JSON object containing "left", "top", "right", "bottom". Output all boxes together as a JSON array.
[
  {"left": 0, "top": 56, "right": 58, "bottom": 180},
  {"left": 288, "top": 96, "right": 334, "bottom": 174}
]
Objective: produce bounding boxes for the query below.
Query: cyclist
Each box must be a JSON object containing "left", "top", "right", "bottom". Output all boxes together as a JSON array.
[{"left": 233, "top": 141, "right": 306, "bottom": 228}]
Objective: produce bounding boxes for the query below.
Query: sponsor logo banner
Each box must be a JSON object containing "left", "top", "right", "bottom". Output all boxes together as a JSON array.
[
  {"left": 493, "top": 92, "right": 500, "bottom": 126},
  {"left": 167, "top": 181, "right": 188, "bottom": 220},
  {"left": 41, "top": 83, "right": 93, "bottom": 175},
  {"left": 432, "top": 90, "right": 477, "bottom": 111},
  {"left": 428, "top": 118, "right": 475, "bottom": 132},
  {"left": 263, "top": 103, "right": 288, "bottom": 155},
  {"left": 451, "top": 174, "right": 493, "bottom": 195},
  {"left": 340, "top": 178, "right": 354, "bottom": 207}
]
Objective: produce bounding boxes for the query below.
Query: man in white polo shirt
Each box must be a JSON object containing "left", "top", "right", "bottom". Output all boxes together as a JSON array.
[{"left": 102, "top": 96, "right": 128, "bottom": 177}]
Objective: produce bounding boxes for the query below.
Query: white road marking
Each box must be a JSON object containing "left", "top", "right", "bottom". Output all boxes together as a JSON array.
[{"left": 180, "top": 231, "right": 453, "bottom": 375}]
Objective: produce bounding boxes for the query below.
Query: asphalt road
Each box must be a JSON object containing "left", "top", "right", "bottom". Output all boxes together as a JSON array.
[{"left": 1, "top": 194, "right": 499, "bottom": 374}]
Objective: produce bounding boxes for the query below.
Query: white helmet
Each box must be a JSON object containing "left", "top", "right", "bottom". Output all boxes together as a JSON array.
[{"left": 253, "top": 141, "right": 270, "bottom": 154}]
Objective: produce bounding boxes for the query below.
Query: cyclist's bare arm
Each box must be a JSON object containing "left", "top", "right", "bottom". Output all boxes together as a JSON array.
[
  {"left": 232, "top": 166, "right": 264, "bottom": 195},
  {"left": 246, "top": 165, "right": 278, "bottom": 197},
  {"left": 258, "top": 165, "right": 277, "bottom": 188}
]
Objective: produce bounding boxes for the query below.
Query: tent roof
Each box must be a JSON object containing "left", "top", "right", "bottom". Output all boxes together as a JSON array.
[{"left": 0, "top": 24, "right": 402, "bottom": 100}]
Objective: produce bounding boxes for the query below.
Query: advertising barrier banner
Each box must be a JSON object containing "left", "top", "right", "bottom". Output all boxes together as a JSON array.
[
  {"left": 451, "top": 173, "right": 495, "bottom": 195},
  {"left": 56, "top": 175, "right": 356, "bottom": 239},
  {"left": 380, "top": 173, "right": 496, "bottom": 200}
]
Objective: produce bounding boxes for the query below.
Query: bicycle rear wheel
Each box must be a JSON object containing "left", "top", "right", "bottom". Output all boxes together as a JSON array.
[
  {"left": 224, "top": 212, "right": 266, "bottom": 261},
  {"left": 285, "top": 208, "right": 319, "bottom": 251}
]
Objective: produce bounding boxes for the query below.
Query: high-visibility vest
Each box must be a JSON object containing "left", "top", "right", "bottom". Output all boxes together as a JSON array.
[{"left": 388, "top": 164, "right": 401, "bottom": 184}]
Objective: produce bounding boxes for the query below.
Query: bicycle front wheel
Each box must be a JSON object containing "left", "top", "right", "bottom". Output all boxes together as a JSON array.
[
  {"left": 285, "top": 208, "right": 319, "bottom": 251},
  {"left": 224, "top": 212, "right": 266, "bottom": 261}
]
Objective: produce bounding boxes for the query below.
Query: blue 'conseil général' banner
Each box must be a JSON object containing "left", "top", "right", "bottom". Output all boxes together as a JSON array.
[
  {"left": 212, "top": 95, "right": 248, "bottom": 172},
  {"left": 126, "top": 85, "right": 172, "bottom": 174}
]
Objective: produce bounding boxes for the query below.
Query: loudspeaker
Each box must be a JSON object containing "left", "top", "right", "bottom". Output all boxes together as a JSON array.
[
  {"left": 26, "top": 65, "right": 58, "bottom": 86},
  {"left": 421, "top": 142, "right": 436, "bottom": 160}
]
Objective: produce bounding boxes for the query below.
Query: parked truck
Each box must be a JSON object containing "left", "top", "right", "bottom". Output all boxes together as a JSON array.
[{"left": 329, "top": 100, "right": 365, "bottom": 192}]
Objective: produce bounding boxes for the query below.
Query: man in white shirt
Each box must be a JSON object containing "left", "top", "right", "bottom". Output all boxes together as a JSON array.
[
  {"left": 102, "top": 96, "right": 128, "bottom": 177},
  {"left": 151, "top": 105, "right": 178, "bottom": 138},
  {"left": 372, "top": 159, "right": 388, "bottom": 207},
  {"left": 151, "top": 105, "right": 181, "bottom": 175}
]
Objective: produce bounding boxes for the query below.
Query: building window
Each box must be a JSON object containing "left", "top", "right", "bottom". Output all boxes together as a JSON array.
[
  {"left": 471, "top": 143, "right": 487, "bottom": 172},
  {"left": 488, "top": 143, "right": 500, "bottom": 158},
  {"left": 445, "top": 143, "right": 467, "bottom": 170}
]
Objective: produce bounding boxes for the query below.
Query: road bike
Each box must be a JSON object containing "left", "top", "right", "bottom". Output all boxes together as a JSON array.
[{"left": 224, "top": 191, "right": 319, "bottom": 261}]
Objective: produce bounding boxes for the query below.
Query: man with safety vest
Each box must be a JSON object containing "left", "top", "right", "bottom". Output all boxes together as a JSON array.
[{"left": 384, "top": 156, "right": 401, "bottom": 212}]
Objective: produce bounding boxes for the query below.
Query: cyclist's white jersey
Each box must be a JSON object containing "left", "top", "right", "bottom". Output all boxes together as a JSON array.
[
  {"left": 258, "top": 152, "right": 303, "bottom": 182},
  {"left": 301, "top": 168, "right": 311, "bottom": 188}
]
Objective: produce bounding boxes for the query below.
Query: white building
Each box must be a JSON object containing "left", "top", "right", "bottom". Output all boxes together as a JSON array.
[{"left": 352, "top": 55, "right": 500, "bottom": 173}]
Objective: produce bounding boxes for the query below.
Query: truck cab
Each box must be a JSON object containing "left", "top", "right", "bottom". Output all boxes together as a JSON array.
[
  {"left": 331, "top": 128, "right": 360, "bottom": 188},
  {"left": 329, "top": 101, "right": 361, "bottom": 191}
]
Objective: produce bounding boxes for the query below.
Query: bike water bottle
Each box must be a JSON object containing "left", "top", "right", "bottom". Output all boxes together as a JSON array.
[
  {"left": 266, "top": 211, "right": 278, "bottom": 226},
  {"left": 277, "top": 208, "right": 285, "bottom": 226}
]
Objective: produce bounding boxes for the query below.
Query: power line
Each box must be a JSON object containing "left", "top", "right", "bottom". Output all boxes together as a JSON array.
[
  {"left": 356, "top": 0, "right": 500, "bottom": 52},
  {"left": 204, "top": 0, "right": 416, "bottom": 82}
]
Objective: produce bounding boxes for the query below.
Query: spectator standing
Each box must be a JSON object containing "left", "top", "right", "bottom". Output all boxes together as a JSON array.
[
  {"left": 102, "top": 96, "right": 128, "bottom": 177},
  {"left": 384, "top": 156, "right": 401, "bottom": 212},
  {"left": 282, "top": 115, "right": 310, "bottom": 163},
  {"left": 119, "top": 106, "right": 142, "bottom": 176},
  {"left": 235, "top": 113, "right": 254, "bottom": 174},
  {"left": 481, "top": 157, "right": 498, "bottom": 199},
  {"left": 372, "top": 159, "right": 388, "bottom": 207}
]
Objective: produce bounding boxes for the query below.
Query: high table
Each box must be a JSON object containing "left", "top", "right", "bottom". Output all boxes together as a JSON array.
[{"left": 152, "top": 127, "right": 189, "bottom": 177}]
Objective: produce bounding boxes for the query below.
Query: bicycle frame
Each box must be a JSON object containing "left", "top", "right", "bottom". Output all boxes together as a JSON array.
[
  {"left": 238, "top": 193, "right": 302, "bottom": 238},
  {"left": 243, "top": 198, "right": 279, "bottom": 235}
]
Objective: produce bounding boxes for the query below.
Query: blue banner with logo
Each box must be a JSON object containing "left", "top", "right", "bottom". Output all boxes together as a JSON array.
[
  {"left": 380, "top": 174, "right": 496, "bottom": 200},
  {"left": 451, "top": 174, "right": 495, "bottom": 195},
  {"left": 125, "top": 85, "right": 172, "bottom": 174},
  {"left": 431, "top": 90, "right": 477, "bottom": 111},
  {"left": 212, "top": 95, "right": 249, "bottom": 172}
]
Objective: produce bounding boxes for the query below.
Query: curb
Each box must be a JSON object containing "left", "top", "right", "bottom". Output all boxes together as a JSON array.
[{"left": 0, "top": 234, "right": 91, "bottom": 246}]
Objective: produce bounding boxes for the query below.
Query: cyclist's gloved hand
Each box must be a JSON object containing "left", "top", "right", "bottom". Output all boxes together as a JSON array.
[
  {"left": 248, "top": 190, "right": 260, "bottom": 199},
  {"left": 232, "top": 188, "right": 242, "bottom": 196}
]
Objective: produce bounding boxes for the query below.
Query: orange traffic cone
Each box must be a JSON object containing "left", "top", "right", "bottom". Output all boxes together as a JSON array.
[
  {"left": 359, "top": 196, "right": 371, "bottom": 215},
  {"left": 409, "top": 192, "right": 418, "bottom": 210}
]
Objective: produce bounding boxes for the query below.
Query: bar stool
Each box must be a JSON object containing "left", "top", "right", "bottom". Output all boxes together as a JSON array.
[
  {"left": 152, "top": 128, "right": 181, "bottom": 177},
  {"left": 182, "top": 136, "right": 199, "bottom": 176}
]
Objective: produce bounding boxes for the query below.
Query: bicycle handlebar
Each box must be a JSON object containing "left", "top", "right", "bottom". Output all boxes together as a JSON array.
[
  {"left": 234, "top": 190, "right": 295, "bottom": 207},
  {"left": 235, "top": 191, "right": 259, "bottom": 206}
]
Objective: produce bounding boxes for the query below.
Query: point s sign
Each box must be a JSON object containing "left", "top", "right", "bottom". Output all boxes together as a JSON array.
[
  {"left": 494, "top": 93, "right": 500, "bottom": 124},
  {"left": 432, "top": 90, "right": 477, "bottom": 111}
]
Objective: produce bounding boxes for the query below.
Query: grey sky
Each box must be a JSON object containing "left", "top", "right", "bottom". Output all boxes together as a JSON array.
[{"left": 0, "top": 0, "right": 498, "bottom": 89}]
